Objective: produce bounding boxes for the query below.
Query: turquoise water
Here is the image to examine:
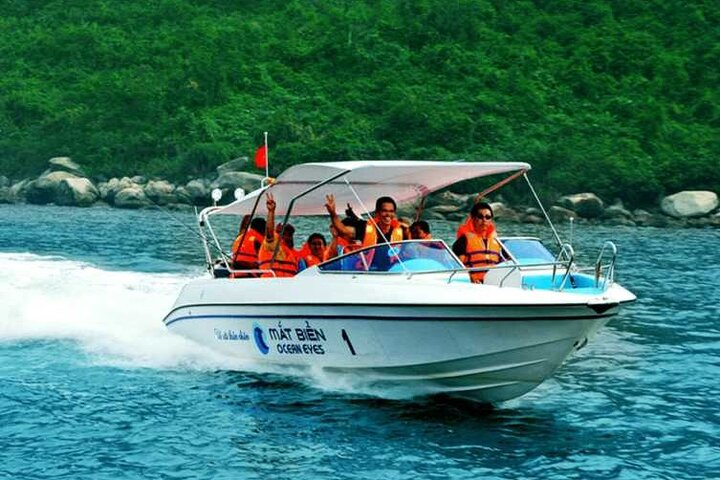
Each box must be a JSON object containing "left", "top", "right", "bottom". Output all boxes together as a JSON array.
[{"left": 1, "top": 204, "right": 718, "bottom": 479}]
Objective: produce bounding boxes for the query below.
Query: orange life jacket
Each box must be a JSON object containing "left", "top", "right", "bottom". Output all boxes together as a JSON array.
[
  {"left": 362, "top": 217, "right": 404, "bottom": 248},
  {"left": 258, "top": 238, "right": 299, "bottom": 278},
  {"left": 461, "top": 229, "right": 502, "bottom": 283},
  {"left": 231, "top": 228, "right": 263, "bottom": 269},
  {"left": 302, "top": 253, "right": 323, "bottom": 268}
]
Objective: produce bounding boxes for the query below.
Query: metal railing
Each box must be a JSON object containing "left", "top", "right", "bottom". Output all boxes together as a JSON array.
[{"left": 593, "top": 241, "right": 617, "bottom": 289}]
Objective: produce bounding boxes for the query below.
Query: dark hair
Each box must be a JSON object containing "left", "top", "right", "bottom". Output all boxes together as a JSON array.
[
  {"left": 409, "top": 220, "right": 430, "bottom": 234},
  {"left": 471, "top": 202, "right": 493, "bottom": 219},
  {"left": 375, "top": 196, "right": 397, "bottom": 212},
  {"left": 341, "top": 217, "right": 355, "bottom": 227},
  {"left": 308, "top": 233, "right": 326, "bottom": 246},
  {"left": 277, "top": 223, "right": 295, "bottom": 235},
  {"left": 250, "top": 217, "right": 266, "bottom": 232}
]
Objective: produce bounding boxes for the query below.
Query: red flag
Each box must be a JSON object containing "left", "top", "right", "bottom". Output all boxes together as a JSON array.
[{"left": 254, "top": 144, "right": 267, "bottom": 169}]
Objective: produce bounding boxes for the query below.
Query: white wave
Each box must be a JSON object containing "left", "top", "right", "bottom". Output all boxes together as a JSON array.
[{"left": 0, "top": 252, "right": 248, "bottom": 371}]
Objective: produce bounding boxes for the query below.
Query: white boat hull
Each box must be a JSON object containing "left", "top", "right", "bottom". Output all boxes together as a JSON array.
[{"left": 164, "top": 274, "right": 631, "bottom": 403}]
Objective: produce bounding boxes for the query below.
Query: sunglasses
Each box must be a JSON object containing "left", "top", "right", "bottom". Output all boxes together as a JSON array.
[{"left": 474, "top": 214, "right": 493, "bottom": 220}]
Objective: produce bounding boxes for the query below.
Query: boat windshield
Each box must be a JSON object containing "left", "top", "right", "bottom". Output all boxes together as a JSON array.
[
  {"left": 500, "top": 237, "right": 556, "bottom": 265},
  {"left": 318, "top": 240, "right": 462, "bottom": 273}
]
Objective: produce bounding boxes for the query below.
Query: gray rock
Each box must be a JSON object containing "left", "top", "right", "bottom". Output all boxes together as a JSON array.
[
  {"left": 634, "top": 210, "right": 669, "bottom": 227},
  {"left": 524, "top": 207, "right": 542, "bottom": 217},
  {"left": 549, "top": 205, "right": 576, "bottom": 222},
  {"left": 522, "top": 214, "right": 544, "bottom": 224},
  {"left": 605, "top": 217, "right": 636, "bottom": 227},
  {"left": 427, "top": 204, "right": 462, "bottom": 215},
  {"left": 48, "top": 157, "right": 85, "bottom": 176},
  {"left": 660, "top": 191, "right": 718, "bottom": 218},
  {"left": 131, "top": 175, "right": 147, "bottom": 185},
  {"left": 103, "top": 177, "right": 137, "bottom": 204},
  {"left": 216, "top": 157, "right": 249, "bottom": 175},
  {"left": 144, "top": 180, "right": 176, "bottom": 205},
  {"left": 114, "top": 186, "right": 151, "bottom": 209},
  {"left": 9, "top": 179, "right": 31, "bottom": 202},
  {"left": 603, "top": 205, "right": 633, "bottom": 219},
  {"left": 0, "top": 176, "right": 9, "bottom": 188},
  {"left": 426, "top": 191, "right": 473, "bottom": 209},
  {"left": 25, "top": 171, "right": 77, "bottom": 204},
  {"left": 422, "top": 210, "right": 449, "bottom": 221},
  {"left": 173, "top": 186, "right": 192, "bottom": 205},
  {"left": 211, "top": 171, "right": 264, "bottom": 195},
  {"left": 56, "top": 177, "right": 100, "bottom": 207},
  {"left": 0, "top": 187, "right": 12, "bottom": 203},
  {"left": 557, "top": 193, "right": 605, "bottom": 218},
  {"left": 185, "top": 179, "right": 210, "bottom": 205},
  {"left": 489, "top": 202, "right": 520, "bottom": 222}
]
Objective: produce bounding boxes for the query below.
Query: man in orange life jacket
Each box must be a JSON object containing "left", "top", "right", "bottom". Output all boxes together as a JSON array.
[
  {"left": 258, "top": 193, "right": 299, "bottom": 278},
  {"left": 231, "top": 215, "right": 266, "bottom": 274},
  {"left": 452, "top": 202, "right": 504, "bottom": 283},
  {"left": 325, "top": 194, "right": 409, "bottom": 270}
]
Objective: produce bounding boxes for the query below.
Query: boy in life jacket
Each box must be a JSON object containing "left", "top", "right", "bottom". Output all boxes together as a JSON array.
[
  {"left": 258, "top": 193, "right": 298, "bottom": 278},
  {"left": 298, "top": 233, "right": 327, "bottom": 270},
  {"left": 452, "top": 202, "right": 504, "bottom": 283},
  {"left": 409, "top": 220, "right": 432, "bottom": 240}
]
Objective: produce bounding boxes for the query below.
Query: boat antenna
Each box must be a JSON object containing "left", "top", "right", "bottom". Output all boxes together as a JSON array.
[
  {"left": 523, "top": 172, "right": 563, "bottom": 248},
  {"left": 569, "top": 217, "right": 575, "bottom": 247}
]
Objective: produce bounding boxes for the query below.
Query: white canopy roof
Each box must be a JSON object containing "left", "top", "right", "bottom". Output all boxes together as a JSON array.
[{"left": 212, "top": 160, "right": 530, "bottom": 217}]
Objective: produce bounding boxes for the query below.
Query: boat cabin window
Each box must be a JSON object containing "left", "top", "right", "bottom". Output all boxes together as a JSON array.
[
  {"left": 318, "top": 240, "right": 462, "bottom": 273},
  {"left": 500, "top": 237, "right": 555, "bottom": 265}
]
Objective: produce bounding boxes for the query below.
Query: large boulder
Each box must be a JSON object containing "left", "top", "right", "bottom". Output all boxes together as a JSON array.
[
  {"left": 0, "top": 175, "right": 9, "bottom": 188},
  {"left": 603, "top": 204, "right": 634, "bottom": 220},
  {"left": 56, "top": 177, "right": 100, "bottom": 207},
  {"left": 185, "top": 179, "right": 211, "bottom": 205},
  {"left": 549, "top": 205, "right": 576, "bottom": 222},
  {"left": 25, "top": 171, "right": 77, "bottom": 204},
  {"left": 8, "top": 179, "right": 31, "bottom": 202},
  {"left": 211, "top": 171, "right": 264, "bottom": 197},
  {"left": 0, "top": 187, "right": 12, "bottom": 203},
  {"left": 426, "top": 191, "right": 473, "bottom": 210},
  {"left": 489, "top": 202, "right": 520, "bottom": 222},
  {"left": 660, "top": 191, "right": 718, "bottom": 218},
  {"left": 101, "top": 177, "right": 137, "bottom": 204},
  {"left": 216, "top": 157, "right": 249, "bottom": 175},
  {"left": 557, "top": 193, "right": 605, "bottom": 219},
  {"left": 47, "top": 157, "right": 85, "bottom": 176},
  {"left": 114, "top": 186, "right": 151, "bottom": 209},
  {"left": 144, "top": 180, "right": 177, "bottom": 205}
]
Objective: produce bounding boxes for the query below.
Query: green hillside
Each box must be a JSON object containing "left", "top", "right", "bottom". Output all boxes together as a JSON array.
[{"left": 0, "top": 0, "right": 717, "bottom": 206}]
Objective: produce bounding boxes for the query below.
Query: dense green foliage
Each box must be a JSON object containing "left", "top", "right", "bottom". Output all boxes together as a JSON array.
[{"left": 0, "top": 0, "right": 717, "bottom": 206}]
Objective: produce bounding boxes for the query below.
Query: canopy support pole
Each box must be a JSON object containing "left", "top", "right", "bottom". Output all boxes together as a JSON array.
[{"left": 524, "top": 172, "right": 563, "bottom": 248}]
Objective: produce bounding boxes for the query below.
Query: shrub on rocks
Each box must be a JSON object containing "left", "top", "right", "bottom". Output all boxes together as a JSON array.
[{"left": 660, "top": 191, "right": 718, "bottom": 218}]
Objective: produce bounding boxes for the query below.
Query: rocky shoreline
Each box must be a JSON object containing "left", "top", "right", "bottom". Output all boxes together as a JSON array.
[{"left": 1, "top": 157, "right": 718, "bottom": 228}]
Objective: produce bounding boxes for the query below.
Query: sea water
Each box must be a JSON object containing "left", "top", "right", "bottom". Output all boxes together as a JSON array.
[{"left": 1, "top": 204, "right": 718, "bottom": 479}]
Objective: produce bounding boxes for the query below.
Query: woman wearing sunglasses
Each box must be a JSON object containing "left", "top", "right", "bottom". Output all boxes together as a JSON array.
[{"left": 452, "top": 202, "right": 504, "bottom": 283}]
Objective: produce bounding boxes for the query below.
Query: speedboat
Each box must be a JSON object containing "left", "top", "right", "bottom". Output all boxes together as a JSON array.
[{"left": 164, "top": 161, "right": 636, "bottom": 404}]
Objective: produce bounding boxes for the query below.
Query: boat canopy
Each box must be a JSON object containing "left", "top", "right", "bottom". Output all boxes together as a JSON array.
[{"left": 212, "top": 160, "right": 530, "bottom": 217}]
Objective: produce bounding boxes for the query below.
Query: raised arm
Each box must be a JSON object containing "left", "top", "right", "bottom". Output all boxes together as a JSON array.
[
  {"left": 265, "top": 193, "right": 276, "bottom": 242},
  {"left": 324, "top": 194, "right": 355, "bottom": 238}
]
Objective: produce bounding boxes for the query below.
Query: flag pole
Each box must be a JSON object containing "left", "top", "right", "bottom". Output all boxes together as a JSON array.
[{"left": 264, "top": 131, "right": 269, "bottom": 180}]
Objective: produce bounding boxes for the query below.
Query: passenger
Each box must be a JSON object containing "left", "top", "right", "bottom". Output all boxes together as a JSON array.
[
  {"left": 231, "top": 216, "right": 266, "bottom": 276},
  {"left": 409, "top": 220, "right": 432, "bottom": 240},
  {"left": 298, "top": 233, "right": 327, "bottom": 270},
  {"left": 325, "top": 219, "right": 360, "bottom": 260},
  {"left": 452, "top": 202, "right": 503, "bottom": 283},
  {"left": 258, "top": 193, "right": 298, "bottom": 278},
  {"left": 325, "top": 194, "right": 409, "bottom": 247}
]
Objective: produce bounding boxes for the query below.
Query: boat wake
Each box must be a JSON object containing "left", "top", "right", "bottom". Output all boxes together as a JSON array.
[
  {"left": 0, "top": 252, "right": 247, "bottom": 371},
  {"left": 0, "top": 253, "right": 427, "bottom": 399}
]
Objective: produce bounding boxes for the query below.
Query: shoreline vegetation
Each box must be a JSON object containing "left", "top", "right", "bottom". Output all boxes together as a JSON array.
[
  {"left": 2, "top": 157, "right": 717, "bottom": 229},
  {"left": 0, "top": 1, "right": 717, "bottom": 209}
]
